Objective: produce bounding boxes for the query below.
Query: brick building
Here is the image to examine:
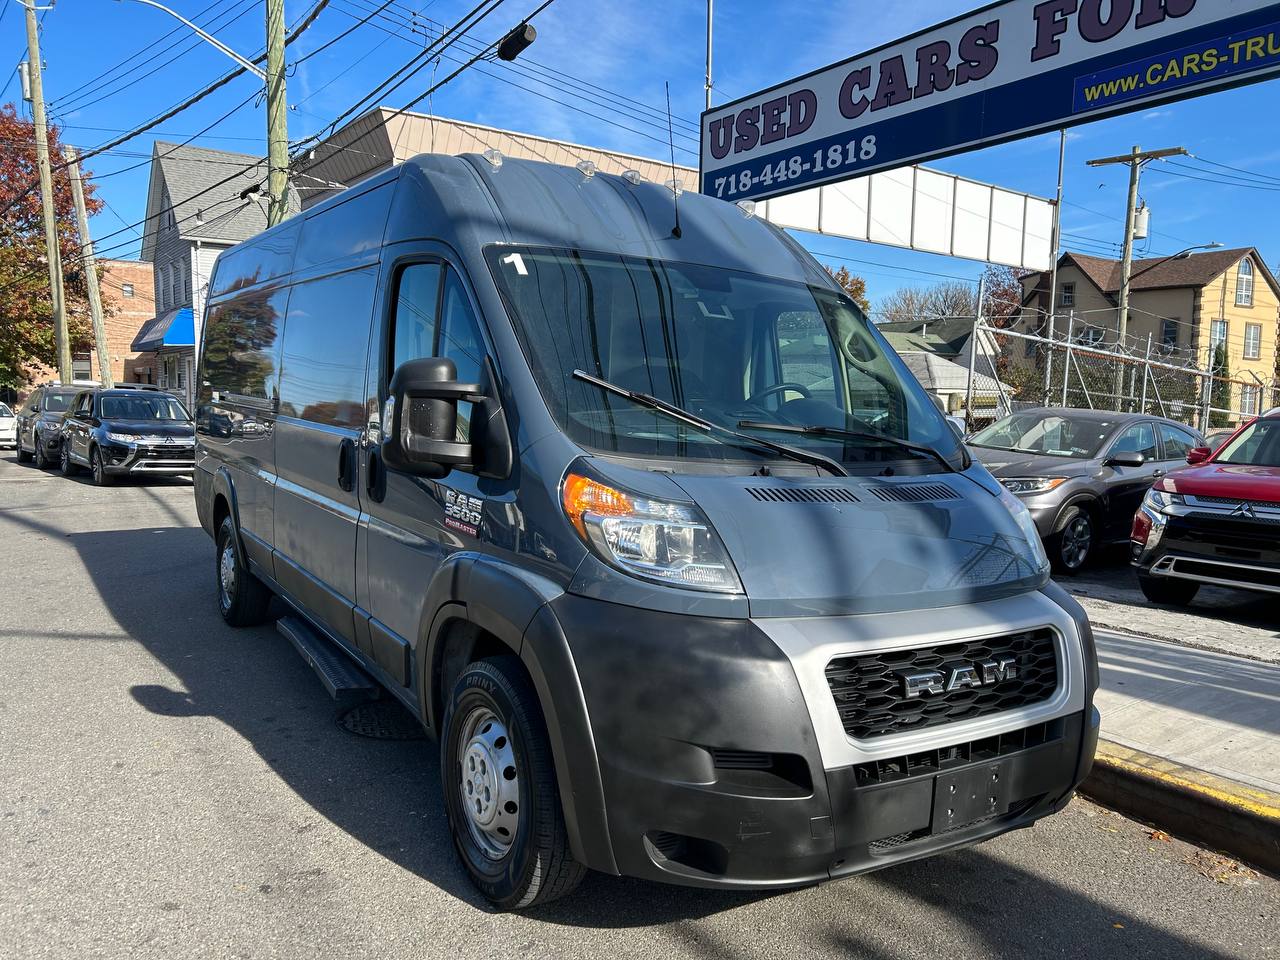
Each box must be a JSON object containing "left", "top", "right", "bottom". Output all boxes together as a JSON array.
[{"left": 81, "top": 259, "right": 157, "bottom": 385}]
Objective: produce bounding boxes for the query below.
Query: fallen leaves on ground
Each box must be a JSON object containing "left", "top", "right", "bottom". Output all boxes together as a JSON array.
[
  {"left": 1185, "top": 849, "right": 1259, "bottom": 886},
  {"left": 1148, "top": 829, "right": 1171, "bottom": 842}
]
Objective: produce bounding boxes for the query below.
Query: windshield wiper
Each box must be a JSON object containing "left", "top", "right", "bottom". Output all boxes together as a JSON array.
[
  {"left": 571, "top": 370, "right": 847, "bottom": 477},
  {"left": 737, "top": 420, "right": 966, "bottom": 473}
]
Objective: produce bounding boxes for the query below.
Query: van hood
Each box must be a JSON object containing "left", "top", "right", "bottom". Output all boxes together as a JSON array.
[
  {"left": 1166, "top": 462, "right": 1280, "bottom": 500},
  {"left": 669, "top": 469, "right": 1048, "bottom": 617}
]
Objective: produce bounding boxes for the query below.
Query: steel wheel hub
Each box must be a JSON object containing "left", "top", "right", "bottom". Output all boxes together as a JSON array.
[
  {"left": 219, "top": 542, "right": 237, "bottom": 607},
  {"left": 457, "top": 706, "right": 519, "bottom": 859}
]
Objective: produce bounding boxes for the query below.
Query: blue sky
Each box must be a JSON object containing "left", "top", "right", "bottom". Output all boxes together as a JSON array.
[{"left": 5, "top": 0, "right": 1280, "bottom": 310}]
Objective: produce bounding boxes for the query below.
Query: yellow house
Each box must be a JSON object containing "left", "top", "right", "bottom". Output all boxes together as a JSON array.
[{"left": 1015, "top": 247, "right": 1279, "bottom": 419}]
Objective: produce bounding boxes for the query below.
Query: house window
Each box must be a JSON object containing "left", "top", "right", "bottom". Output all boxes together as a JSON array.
[
  {"left": 1244, "top": 322, "right": 1262, "bottom": 360},
  {"left": 177, "top": 358, "right": 187, "bottom": 390},
  {"left": 1161, "top": 318, "right": 1179, "bottom": 349},
  {"left": 122, "top": 282, "right": 134, "bottom": 298},
  {"left": 1210, "top": 319, "right": 1228, "bottom": 354},
  {"left": 1242, "top": 384, "right": 1261, "bottom": 417},
  {"left": 159, "top": 269, "right": 168, "bottom": 309},
  {"left": 1076, "top": 326, "right": 1104, "bottom": 346},
  {"left": 1060, "top": 282, "right": 1075, "bottom": 307},
  {"left": 72, "top": 351, "right": 92, "bottom": 381},
  {"left": 1236, "top": 258, "right": 1254, "bottom": 307}
]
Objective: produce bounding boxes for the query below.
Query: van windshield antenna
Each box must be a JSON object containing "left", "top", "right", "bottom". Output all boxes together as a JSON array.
[{"left": 665, "top": 82, "right": 682, "bottom": 239}]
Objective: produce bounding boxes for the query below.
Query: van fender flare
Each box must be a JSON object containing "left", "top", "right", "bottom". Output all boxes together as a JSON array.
[
  {"left": 210, "top": 466, "right": 244, "bottom": 543},
  {"left": 418, "top": 554, "right": 617, "bottom": 875}
]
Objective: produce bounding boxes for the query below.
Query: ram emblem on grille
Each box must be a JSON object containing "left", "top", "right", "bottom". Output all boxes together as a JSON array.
[{"left": 897, "top": 656, "right": 1019, "bottom": 698}]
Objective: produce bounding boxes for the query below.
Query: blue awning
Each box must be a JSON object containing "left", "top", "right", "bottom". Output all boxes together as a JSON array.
[{"left": 131, "top": 307, "right": 194, "bottom": 352}]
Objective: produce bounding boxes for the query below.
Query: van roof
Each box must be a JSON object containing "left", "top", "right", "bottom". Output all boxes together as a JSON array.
[{"left": 213, "top": 153, "right": 834, "bottom": 299}]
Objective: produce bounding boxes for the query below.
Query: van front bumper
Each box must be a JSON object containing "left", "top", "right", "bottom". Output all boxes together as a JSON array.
[{"left": 549, "top": 587, "right": 1097, "bottom": 889}]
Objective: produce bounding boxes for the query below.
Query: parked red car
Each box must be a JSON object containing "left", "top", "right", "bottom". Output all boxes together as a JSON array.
[{"left": 1131, "top": 410, "right": 1280, "bottom": 606}]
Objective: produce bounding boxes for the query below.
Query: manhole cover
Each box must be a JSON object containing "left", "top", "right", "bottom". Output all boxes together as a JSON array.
[{"left": 339, "top": 700, "right": 427, "bottom": 740}]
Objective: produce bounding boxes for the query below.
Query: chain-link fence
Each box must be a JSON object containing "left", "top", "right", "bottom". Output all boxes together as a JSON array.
[{"left": 961, "top": 322, "right": 1276, "bottom": 434}]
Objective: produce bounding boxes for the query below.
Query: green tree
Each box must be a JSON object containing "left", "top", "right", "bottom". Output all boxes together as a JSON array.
[
  {"left": 1209, "top": 342, "right": 1232, "bottom": 428},
  {"left": 0, "top": 103, "right": 100, "bottom": 390}
]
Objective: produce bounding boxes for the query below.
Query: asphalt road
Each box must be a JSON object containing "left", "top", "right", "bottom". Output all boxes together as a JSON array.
[{"left": 1, "top": 450, "right": 1276, "bottom": 960}]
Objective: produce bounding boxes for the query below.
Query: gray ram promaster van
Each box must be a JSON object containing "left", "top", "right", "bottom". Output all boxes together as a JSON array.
[{"left": 194, "top": 153, "right": 1099, "bottom": 910}]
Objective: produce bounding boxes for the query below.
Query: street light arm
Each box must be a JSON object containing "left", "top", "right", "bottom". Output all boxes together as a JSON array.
[
  {"left": 1128, "top": 242, "right": 1224, "bottom": 283},
  {"left": 115, "top": 0, "right": 266, "bottom": 80}
]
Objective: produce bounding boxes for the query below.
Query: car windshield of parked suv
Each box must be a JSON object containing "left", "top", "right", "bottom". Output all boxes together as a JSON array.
[
  {"left": 1216, "top": 418, "right": 1280, "bottom": 467},
  {"left": 99, "top": 394, "right": 190, "bottom": 421},
  {"left": 486, "top": 246, "right": 961, "bottom": 469},
  {"left": 41, "top": 390, "right": 76, "bottom": 412},
  {"left": 969, "top": 412, "right": 1114, "bottom": 459}
]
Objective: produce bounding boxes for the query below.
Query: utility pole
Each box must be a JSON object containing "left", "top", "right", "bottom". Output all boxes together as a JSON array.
[
  {"left": 704, "top": 0, "right": 714, "bottom": 111},
  {"left": 23, "top": 1, "right": 69, "bottom": 382},
  {"left": 1087, "top": 144, "right": 1186, "bottom": 410},
  {"left": 265, "top": 0, "right": 289, "bottom": 226},
  {"left": 64, "top": 148, "right": 113, "bottom": 389},
  {"left": 1044, "top": 129, "right": 1066, "bottom": 407}
]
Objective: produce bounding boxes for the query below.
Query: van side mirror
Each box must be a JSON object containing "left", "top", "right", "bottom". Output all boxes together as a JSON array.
[
  {"left": 382, "top": 357, "right": 484, "bottom": 478},
  {"left": 1104, "top": 450, "right": 1145, "bottom": 468},
  {"left": 1186, "top": 446, "right": 1212, "bottom": 465}
]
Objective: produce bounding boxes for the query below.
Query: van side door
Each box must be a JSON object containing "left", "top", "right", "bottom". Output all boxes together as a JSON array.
[
  {"left": 357, "top": 251, "right": 497, "bottom": 694},
  {"left": 272, "top": 268, "right": 377, "bottom": 648}
]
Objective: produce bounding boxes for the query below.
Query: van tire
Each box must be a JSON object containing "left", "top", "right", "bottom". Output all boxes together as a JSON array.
[
  {"left": 215, "top": 514, "right": 271, "bottom": 627},
  {"left": 1139, "top": 574, "right": 1199, "bottom": 607},
  {"left": 441, "top": 656, "right": 585, "bottom": 910}
]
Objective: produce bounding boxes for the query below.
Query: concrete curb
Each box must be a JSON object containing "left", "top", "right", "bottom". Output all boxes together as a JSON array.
[{"left": 1081, "top": 740, "right": 1280, "bottom": 875}]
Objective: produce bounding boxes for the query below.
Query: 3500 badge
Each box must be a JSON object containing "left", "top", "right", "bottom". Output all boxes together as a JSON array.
[{"left": 443, "top": 488, "right": 483, "bottom": 537}]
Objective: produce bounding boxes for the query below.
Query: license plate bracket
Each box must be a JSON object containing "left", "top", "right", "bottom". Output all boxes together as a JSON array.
[{"left": 932, "top": 760, "right": 1010, "bottom": 832}]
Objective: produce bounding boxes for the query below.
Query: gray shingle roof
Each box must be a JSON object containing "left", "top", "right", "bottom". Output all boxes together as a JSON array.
[{"left": 142, "top": 142, "right": 299, "bottom": 257}]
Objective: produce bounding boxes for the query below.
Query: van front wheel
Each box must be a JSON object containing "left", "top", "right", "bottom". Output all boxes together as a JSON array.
[
  {"left": 442, "top": 656, "right": 585, "bottom": 910},
  {"left": 215, "top": 515, "right": 271, "bottom": 627}
]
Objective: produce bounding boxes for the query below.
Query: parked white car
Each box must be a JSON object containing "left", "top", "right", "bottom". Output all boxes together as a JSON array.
[{"left": 0, "top": 402, "right": 16, "bottom": 448}]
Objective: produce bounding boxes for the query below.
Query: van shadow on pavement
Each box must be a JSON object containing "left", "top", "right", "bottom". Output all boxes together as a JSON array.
[{"left": 60, "top": 521, "right": 1248, "bottom": 952}]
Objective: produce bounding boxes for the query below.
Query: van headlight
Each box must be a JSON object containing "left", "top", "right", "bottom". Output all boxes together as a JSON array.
[
  {"left": 561, "top": 471, "right": 742, "bottom": 593},
  {"left": 998, "top": 488, "right": 1050, "bottom": 573}
]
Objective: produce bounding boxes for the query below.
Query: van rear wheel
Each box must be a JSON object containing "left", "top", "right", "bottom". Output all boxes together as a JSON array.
[
  {"left": 215, "top": 514, "right": 271, "bottom": 627},
  {"left": 442, "top": 656, "right": 584, "bottom": 910}
]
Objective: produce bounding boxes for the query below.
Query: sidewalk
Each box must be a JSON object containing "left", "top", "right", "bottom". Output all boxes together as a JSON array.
[{"left": 1085, "top": 628, "right": 1280, "bottom": 871}]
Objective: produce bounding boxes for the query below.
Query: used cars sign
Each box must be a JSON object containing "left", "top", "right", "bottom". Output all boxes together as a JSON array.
[{"left": 700, "top": 0, "right": 1280, "bottom": 202}]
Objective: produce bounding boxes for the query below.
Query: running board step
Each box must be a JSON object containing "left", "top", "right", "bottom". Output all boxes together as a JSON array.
[{"left": 278, "top": 616, "right": 377, "bottom": 703}]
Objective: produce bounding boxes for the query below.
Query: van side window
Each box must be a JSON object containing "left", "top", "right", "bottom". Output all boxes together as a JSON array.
[
  {"left": 390, "top": 263, "right": 441, "bottom": 375},
  {"left": 439, "top": 268, "right": 484, "bottom": 386},
  {"left": 279, "top": 269, "right": 377, "bottom": 428},
  {"left": 202, "top": 288, "right": 289, "bottom": 403}
]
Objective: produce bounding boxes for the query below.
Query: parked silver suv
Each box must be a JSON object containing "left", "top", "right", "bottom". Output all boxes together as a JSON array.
[{"left": 968, "top": 408, "right": 1204, "bottom": 573}]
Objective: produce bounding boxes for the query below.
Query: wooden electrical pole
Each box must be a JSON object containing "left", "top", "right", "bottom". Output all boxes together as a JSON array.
[
  {"left": 23, "top": 1, "right": 69, "bottom": 382},
  {"left": 265, "top": 0, "right": 290, "bottom": 226},
  {"left": 64, "top": 147, "right": 113, "bottom": 389}
]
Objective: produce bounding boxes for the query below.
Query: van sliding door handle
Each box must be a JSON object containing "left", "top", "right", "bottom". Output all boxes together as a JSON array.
[
  {"left": 365, "top": 448, "right": 385, "bottom": 503},
  {"left": 338, "top": 438, "right": 356, "bottom": 492}
]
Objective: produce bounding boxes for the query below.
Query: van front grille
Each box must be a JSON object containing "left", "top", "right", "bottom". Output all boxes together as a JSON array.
[{"left": 825, "top": 629, "right": 1058, "bottom": 740}]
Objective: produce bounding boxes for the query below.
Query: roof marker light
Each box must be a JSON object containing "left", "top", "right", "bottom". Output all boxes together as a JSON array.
[
  {"left": 576, "top": 160, "right": 596, "bottom": 179},
  {"left": 482, "top": 149, "right": 504, "bottom": 169},
  {"left": 665, "top": 178, "right": 684, "bottom": 196},
  {"left": 621, "top": 169, "right": 643, "bottom": 185},
  {"left": 737, "top": 199, "right": 757, "bottom": 219}
]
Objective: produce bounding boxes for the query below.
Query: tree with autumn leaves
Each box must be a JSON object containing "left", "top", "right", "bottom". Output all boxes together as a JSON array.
[{"left": 0, "top": 103, "right": 102, "bottom": 391}]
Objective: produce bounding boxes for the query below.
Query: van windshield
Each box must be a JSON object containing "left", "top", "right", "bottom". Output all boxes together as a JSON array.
[{"left": 486, "top": 246, "right": 961, "bottom": 469}]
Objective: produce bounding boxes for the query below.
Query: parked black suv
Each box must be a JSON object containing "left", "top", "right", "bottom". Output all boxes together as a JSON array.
[
  {"left": 60, "top": 386, "right": 195, "bottom": 484},
  {"left": 15, "top": 382, "right": 88, "bottom": 468}
]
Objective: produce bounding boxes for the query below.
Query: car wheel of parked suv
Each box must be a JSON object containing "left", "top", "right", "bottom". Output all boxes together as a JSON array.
[
  {"left": 60, "top": 445, "right": 79, "bottom": 477},
  {"left": 442, "top": 656, "right": 585, "bottom": 911},
  {"left": 215, "top": 514, "right": 271, "bottom": 627},
  {"left": 1049, "top": 508, "right": 1094, "bottom": 574},
  {"left": 90, "top": 447, "right": 113, "bottom": 486},
  {"left": 1138, "top": 575, "right": 1200, "bottom": 607},
  {"left": 33, "top": 435, "right": 50, "bottom": 469}
]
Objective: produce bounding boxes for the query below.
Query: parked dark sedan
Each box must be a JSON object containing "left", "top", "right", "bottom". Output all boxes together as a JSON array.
[
  {"left": 968, "top": 408, "right": 1204, "bottom": 573},
  {"left": 59, "top": 387, "right": 195, "bottom": 485}
]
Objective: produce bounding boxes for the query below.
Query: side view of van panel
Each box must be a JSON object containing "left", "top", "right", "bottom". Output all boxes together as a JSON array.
[{"left": 194, "top": 153, "right": 1100, "bottom": 910}]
